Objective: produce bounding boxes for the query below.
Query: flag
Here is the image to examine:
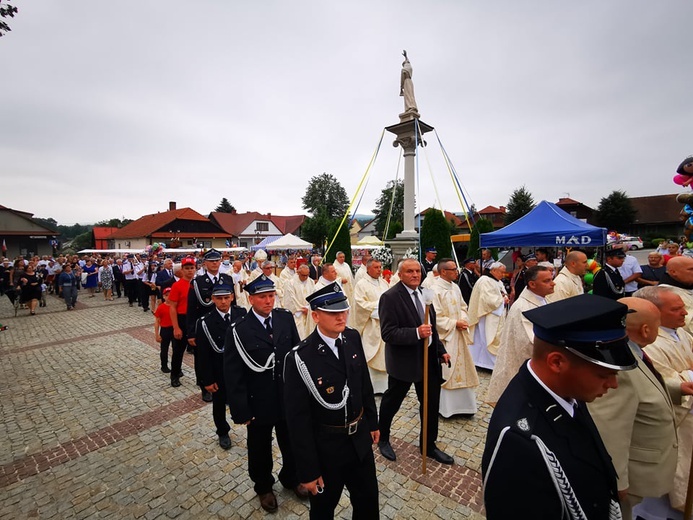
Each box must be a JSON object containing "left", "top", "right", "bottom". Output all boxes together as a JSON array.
[
  {"left": 1, "top": 239, "right": 6, "bottom": 253},
  {"left": 225, "top": 239, "right": 231, "bottom": 247}
]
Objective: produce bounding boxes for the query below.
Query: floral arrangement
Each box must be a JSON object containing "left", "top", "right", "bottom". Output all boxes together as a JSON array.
[
  {"left": 371, "top": 246, "right": 394, "bottom": 268},
  {"left": 403, "top": 246, "right": 419, "bottom": 260}
]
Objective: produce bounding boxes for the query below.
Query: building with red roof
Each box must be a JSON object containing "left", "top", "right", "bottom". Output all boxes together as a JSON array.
[
  {"left": 109, "top": 202, "right": 231, "bottom": 250},
  {"left": 209, "top": 210, "right": 306, "bottom": 249}
]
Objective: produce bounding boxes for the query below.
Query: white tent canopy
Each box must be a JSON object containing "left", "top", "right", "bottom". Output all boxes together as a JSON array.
[
  {"left": 265, "top": 233, "right": 313, "bottom": 250},
  {"left": 356, "top": 236, "right": 383, "bottom": 246}
]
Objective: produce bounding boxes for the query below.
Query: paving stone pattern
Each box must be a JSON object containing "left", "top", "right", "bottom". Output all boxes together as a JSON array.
[{"left": 0, "top": 291, "right": 492, "bottom": 519}]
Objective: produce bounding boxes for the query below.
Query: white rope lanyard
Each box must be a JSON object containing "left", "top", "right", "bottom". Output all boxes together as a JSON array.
[
  {"left": 201, "top": 319, "right": 224, "bottom": 354},
  {"left": 294, "top": 351, "right": 349, "bottom": 424},
  {"left": 232, "top": 326, "right": 275, "bottom": 373},
  {"left": 193, "top": 279, "right": 214, "bottom": 307}
]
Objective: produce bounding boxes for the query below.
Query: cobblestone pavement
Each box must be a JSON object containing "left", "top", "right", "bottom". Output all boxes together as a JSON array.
[{"left": 0, "top": 291, "right": 491, "bottom": 519}]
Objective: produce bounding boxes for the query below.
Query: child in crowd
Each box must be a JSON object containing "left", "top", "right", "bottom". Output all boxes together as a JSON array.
[
  {"left": 154, "top": 287, "right": 174, "bottom": 374},
  {"left": 39, "top": 282, "right": 47, "bottom": 308}
]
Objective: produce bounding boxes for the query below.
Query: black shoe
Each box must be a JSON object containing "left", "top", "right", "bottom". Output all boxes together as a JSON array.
[
  {"left": 143, "top": 308, "right": 149, "bottom": 312},
  {"left": 171, "top": 378, "right": 181, "bottom": 387},
  {"left": 378, "top": 441, "right": 396, "bottom": 461},
  {"left": 201, "top": 391, "right": 213, "bottom": 403},
  {"left": 427, "top": 447, "right": 454, "bottom": 465},
  {"left": 129, "top": 302, "right": 133, "bottom": 307},
  {"left": 218, "top": 434, "right": 231, "bottom": 450},
  {"left": 161, "top": 366, "right": 171, "bottom": 373}
]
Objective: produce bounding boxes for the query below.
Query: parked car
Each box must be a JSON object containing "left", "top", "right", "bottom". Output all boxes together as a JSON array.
[{"left": 620, "top": 236, "right": 644, "bottom": 250}]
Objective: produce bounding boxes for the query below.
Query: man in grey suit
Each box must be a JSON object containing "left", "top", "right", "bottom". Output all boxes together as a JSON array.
[{"left": 377, "top": 258, "right": 453, "bottom": 464}]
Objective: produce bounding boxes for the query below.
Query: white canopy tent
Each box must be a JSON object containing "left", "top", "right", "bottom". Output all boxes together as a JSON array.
[{"left": 266, "top": 233, "right": 313, "bottom": 250}]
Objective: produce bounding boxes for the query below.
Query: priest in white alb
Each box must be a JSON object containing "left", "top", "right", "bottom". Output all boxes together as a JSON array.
[
  {"left": 486, "top": 265, "right": 554, "bottom": 405},
  {"left": 334, "top": 251, "right": 355, "bottom": 304},
  {"left": 429, "top": 258, "right": 479, "bottom": 416},
  {"left": 467, "top": 262, "right": 508, "bottom": 370},
  {"left": 283, "top": 264, "right": 315, "bottom": 340},
  {"left": 353, "top": 258, "right": 390, "bottom": 393}
]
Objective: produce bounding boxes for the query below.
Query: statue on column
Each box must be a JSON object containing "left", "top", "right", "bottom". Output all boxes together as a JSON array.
[{"left": 400, "top": 50, "right": 420, "bottom": 121}]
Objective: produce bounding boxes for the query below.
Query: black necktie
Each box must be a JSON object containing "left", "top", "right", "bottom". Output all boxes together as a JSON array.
[
  {"left": 212, "top": 276, "right": 217, "bottom": 285},
  {"left": 264, "top": 317, "right": 272, "bottom": 336},
  {"left": 224, "top": 314, "right": 230, "bottom": 324},
  {"left": 334, "top": 337, "right": 342, "bottom": 360},
  {"left": 412, "top": 290, "right": 424, "bottom": 322}
]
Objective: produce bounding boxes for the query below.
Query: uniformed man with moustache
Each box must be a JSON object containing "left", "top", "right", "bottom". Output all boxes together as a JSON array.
[
  {"left": 421, "top": 247, "right": 437, "bottom": 275},
  {"left": 224, "top": 275, "right": 306, "bottom": 514},
  {"left": 283, "top": 283, "right": 380, "bottom": 519},
  {"left": 593, "top": 248, "right": 627, "bottom": 300},
  {"left": 187, "top": 248, "right": 235, "bottom": 402},
  {"left": 195, "top": 284, "right": 246, "bottom": 450}
]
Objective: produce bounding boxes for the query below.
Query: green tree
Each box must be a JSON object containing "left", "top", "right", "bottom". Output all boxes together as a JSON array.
[
  {"left": 372, "top": 179, "right": 404, "bottom": 238},
  {"left": 71, "top": 231, "right": 93, "bottom": 251},
  {"left": 386, "top": 221, "right": 403, "bottom": 240},
  {"left": 420, "top": 208, "right": 452, "bottom": 258},
  {"left": 469, "top": 218, "right": 496, "bottom": 259},
  {"left": 324, "top": 219, "right": 352, "bottom": 266},
  {"left": 505, "top": 185, "right": 536, "bottom": 225},
  {"left": 301, "top": 208, "right": 332, "bottom": 253},
  {"left": 302, "top": 173, "right": 350, "bottom": 220},
  {"left": 0, "top": 2, "right": 18, "bottom": 37},
  {"left": 595, "top": 190, "right": 637, "bottom": 231},
  {"left": 34, "top": 217, "right": 59, "bottom": 232},
  {"left": 95, "top": 217, "right": 133, "bottom": 228},
  {"left": 214, "top": 198, "right": 236, "bottom": 213}
]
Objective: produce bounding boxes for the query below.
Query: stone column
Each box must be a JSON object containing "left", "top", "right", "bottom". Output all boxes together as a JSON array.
[{"left": 384, "top": 119, "right": 434, "bottom": 265}]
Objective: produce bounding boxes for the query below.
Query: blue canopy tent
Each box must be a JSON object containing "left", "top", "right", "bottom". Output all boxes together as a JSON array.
[{"left": 480, "top": 201, "right": 607, "bottom": 248}]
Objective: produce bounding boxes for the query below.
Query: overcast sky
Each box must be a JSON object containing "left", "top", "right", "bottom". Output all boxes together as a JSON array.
[{"left": 2, "top": 1, "right": 691, "bottom": 225}]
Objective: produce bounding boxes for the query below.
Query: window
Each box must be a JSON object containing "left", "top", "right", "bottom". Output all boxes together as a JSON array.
[{"left": 256, "top": 222, "right": 269, "bottom": 232}]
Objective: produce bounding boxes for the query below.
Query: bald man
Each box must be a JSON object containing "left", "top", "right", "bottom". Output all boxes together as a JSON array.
[
  {"left": 659, "top": 255, "right": 693, "bottom": 336},
  {"left": 546, "top": 251, "right": 587, "bottom": 303},
  {"left": 588, "top": 297, "right": 679, "bottom": 520}
]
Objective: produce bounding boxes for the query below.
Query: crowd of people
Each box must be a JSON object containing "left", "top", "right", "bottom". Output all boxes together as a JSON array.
[{"left": 4, "top": 239, "right": 693, "bottom": 519}]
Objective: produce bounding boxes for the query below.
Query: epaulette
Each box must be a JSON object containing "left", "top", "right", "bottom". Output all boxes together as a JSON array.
[
  {"left": 292, "top": 338, "right": 310, "bottom": 352},
  {"left": 275, "top": 307, "right": 292, "bottom": 314}
]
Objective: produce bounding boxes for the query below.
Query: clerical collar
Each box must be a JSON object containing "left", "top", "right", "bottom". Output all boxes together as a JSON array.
[{"left": 527, "top": 360, "right": 576, "bottom": 417}]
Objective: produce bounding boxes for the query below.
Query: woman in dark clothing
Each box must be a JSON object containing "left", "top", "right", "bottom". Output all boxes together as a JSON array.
[{"left": 18, "top": 263, "right": 41, "bottom": 315}]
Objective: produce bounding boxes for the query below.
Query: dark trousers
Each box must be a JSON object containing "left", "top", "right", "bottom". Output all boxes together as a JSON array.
[
  {"left": 159, "top": 326, "right": 173, "bottom": 368},
  {"left": 246, "top": 420, "right": 298, "bottom": 495},
  {"left": 211, "top": 385, "right": 231, "bottom": 437},
  {"left": 124, "top": 279, "right": 138, "bottom": 304},
  {"left": 138, "top": 281, "right": 150, "bottom": 310},
  {"left": 379, "top": 372, "right": 441, "bottom": 451},
  {"left": 309, "top": 445, "right": 379, "bottom": 520},
  {"left": 171, "top": 313, "right": 187, "bottom": 380},
  {"left": 113, "top": 279, "right": 122, "bottom": 297}
]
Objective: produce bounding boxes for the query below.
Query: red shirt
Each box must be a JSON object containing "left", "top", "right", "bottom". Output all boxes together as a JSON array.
[
  {"left": 154, "top": 302, "right": 173, "bottom": 328},
  {"left": 168, "top": 278, "right": 191, "bottom": 315}
]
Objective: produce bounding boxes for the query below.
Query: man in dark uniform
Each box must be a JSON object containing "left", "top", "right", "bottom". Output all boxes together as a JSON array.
[
  {"left": 377, "top": 258, "right": 453, "bottom": 464},
  {"left": 112, "top": 258, "right": 123, "bottom": 298},
  {"left": 457, "top": 257, "right": 479, "bottom": 304},
  {"left": 283, "top": 282, "right": 379, "bottom": 519},
  {"left": 482, "top": 294, "right": 637, "bottom": 519},
  {"left": 421, "top": 247, "right": 437, "bottom": 275},
  {"left": 187, "top": 248, "right": 235, "bottom": 402},
  {"left": 593, "top": 248, "right": 626, "bottom": 300},
  {"left": 224, "top": 275, "right": 306, "bottom": 514},
  {"left": 195, "top": 284, "right": 246, "bottom": 450},
  {"left": 513, "top": 253, "right": 538, "bottom": 298}
]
